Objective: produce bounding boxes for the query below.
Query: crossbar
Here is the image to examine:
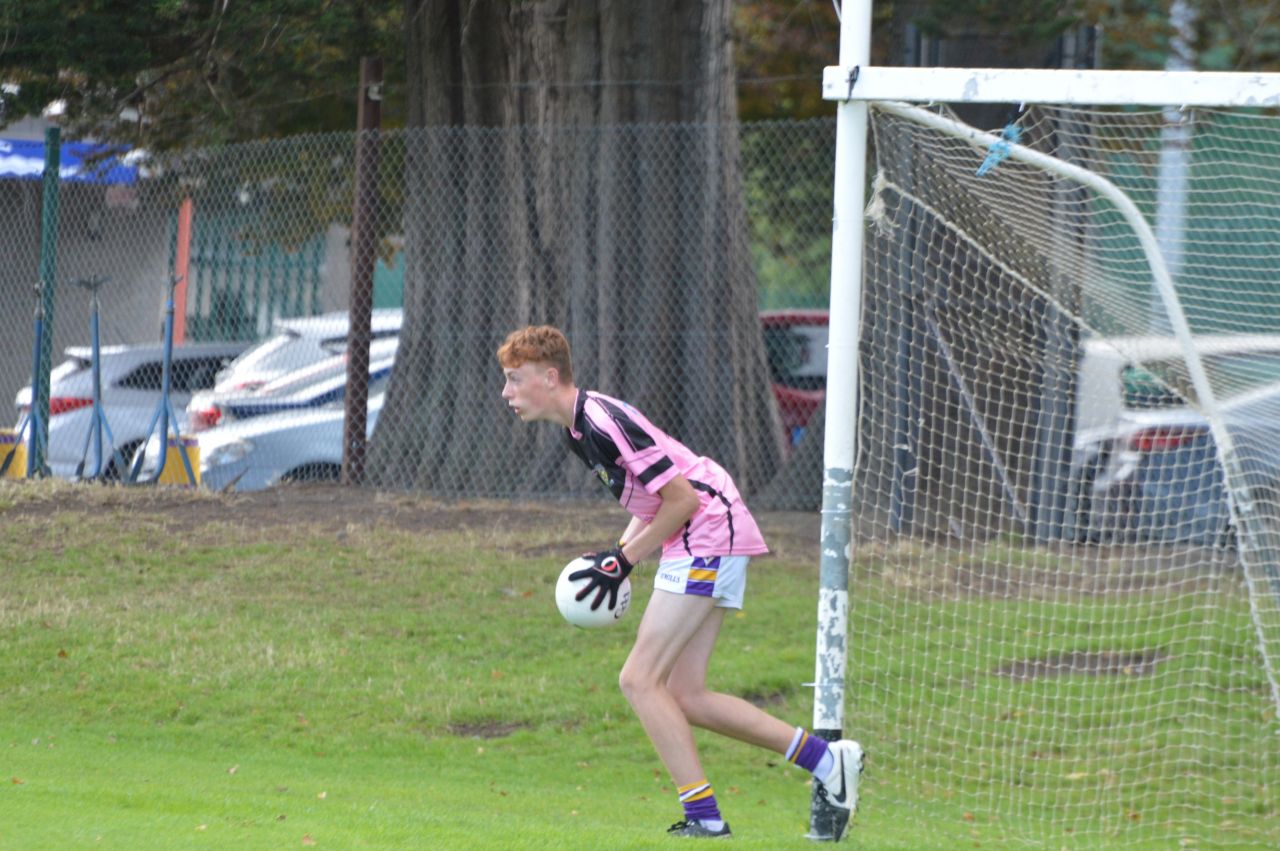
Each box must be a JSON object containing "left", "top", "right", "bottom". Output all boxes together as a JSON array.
[{"left": 823, "top": 66, "right": 1280, "bottom": 107}]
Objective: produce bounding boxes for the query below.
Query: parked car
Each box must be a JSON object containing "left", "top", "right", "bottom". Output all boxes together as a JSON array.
[
  {"left": 211, "top": 308, "right": 402, "bottom": 395},
  {"left": 1083, "top": 380, "right": 1280, "bottom": 544},
  {"left": 12, "top": 341, "right": 249, "bottom": 479},
  {"left": 761, "top": 309, "right": 829, "bottom": 445},
  {"left": 187, "top": 337, "right": 399, "bottom": 432},
  {"left": 137, "top": 393, "right": 385, "bottom": 492},
  {"left": 1074, "top": 332, "right": 1280, "bottom": 437},
  {"left": 1069, "top": 333, "right": 1280, "bottom": 539}
]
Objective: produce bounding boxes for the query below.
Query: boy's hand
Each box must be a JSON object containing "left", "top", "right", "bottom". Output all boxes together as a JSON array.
[{"left": 570, "top": 548, "right": 635, "bottom": 611}]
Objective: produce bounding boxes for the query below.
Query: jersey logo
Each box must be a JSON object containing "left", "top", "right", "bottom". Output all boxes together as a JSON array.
[{"left": 593, "top": 464, "right": 612, "bottom": 489}]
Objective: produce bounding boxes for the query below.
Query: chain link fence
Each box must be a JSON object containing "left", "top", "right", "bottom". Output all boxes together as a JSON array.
[{"left": 0, "top": 119, "right": 835, "bottom": 506}]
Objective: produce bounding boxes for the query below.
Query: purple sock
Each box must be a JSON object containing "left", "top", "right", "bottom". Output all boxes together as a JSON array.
[
  {"left": 678, "top": 780, "right": 722, "bottom": 823},
  {"left": 785, "top": 727, "right": 830, "bottom": 773}
]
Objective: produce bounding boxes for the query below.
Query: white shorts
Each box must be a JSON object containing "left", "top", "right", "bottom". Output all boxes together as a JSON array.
[{"left": 653, "top": 555, "right": 749, "bottom": 610}]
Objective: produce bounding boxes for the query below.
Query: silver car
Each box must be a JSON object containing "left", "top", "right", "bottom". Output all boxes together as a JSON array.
[
  {"left": 14, "top": 341, "right": 248, "bottom": 479},
  {"left": 138, "top": 393, "right": 385, "bottom": 492},
  {"left": 1084, "top": 381, "right": 1280, "bottom": 544},
  {"left": 187, "top": 337, "right": 398, "bottom": 433},
  {"left": 1068, "top": 333, "right": 1280, "bottom": 540},
  {"left": 210, "top": 308, "right": 402, "bottom": 394}
]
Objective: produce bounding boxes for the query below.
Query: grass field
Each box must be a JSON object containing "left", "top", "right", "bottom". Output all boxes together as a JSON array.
[{"left": 1, "top": 482, "right": 1276, "bottom": 849}]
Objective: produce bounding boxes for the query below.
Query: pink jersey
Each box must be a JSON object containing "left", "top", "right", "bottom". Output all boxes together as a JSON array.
[{"left": 566, "top": 390, "right": 768, "bottom": 560}]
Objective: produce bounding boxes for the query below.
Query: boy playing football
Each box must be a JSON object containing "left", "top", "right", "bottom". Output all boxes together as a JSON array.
[{"left": 497, "top": 325, "right": 864, "bottom": 838}]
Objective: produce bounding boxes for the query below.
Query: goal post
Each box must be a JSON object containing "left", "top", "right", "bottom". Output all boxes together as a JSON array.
[{"left": 813, "top": 2, "right": 1280, "bottom": 845}]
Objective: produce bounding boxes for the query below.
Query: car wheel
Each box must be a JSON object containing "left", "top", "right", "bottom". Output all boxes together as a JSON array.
[
  {"left": 102, "top": 441, "right": 143, "bottom": 483},
  {"left": 1070, "top": 461, "right": 1100, "bottom": 544},
  {"left": 281, "top": 462, "right": 342, "bottom": 484}
]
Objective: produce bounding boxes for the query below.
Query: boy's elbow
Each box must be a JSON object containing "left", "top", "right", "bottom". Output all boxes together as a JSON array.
[
  {"left": 677, "top": 485, "right": 700, "bottom": 521},
  {"left": 659, "top": 477, "right": 701, "bottom": 522}
]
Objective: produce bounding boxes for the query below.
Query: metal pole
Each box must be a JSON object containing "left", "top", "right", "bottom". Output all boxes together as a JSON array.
[
  {"left": 1150, "top": 0, "right": 1197, "bottom": 334},
  {"left": 808, "top": 0, "right": 872, "bottom": 842},
  {"left": 342, "top": 55, "right": 383, "bottom": 485},
  {"left": 74, "top": 278, "right": 109, "bottom": 478},
  {"left": 32, "top": 126, "right": 62, "bottom": 474},
  {"left": 25, "top": 293, "right": 47, "bottom": 478}
]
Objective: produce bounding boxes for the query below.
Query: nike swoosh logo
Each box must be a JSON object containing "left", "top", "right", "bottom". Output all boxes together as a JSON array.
[{"left": 828, "top": 752, "right": 848, "bottom": 804}]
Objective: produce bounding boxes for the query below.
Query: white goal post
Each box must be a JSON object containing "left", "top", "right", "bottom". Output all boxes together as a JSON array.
[{"left": 810, "top": 0, "right": 1280, "bottom": 844}]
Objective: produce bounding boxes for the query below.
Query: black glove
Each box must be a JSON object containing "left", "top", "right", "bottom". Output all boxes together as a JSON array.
[{"left": 570, "top": 547, "right": 635, "bottom": 611}]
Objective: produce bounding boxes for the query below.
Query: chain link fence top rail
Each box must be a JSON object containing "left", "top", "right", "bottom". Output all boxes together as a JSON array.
[{"left": 0, "top": 119, "right": 835, "bottom": 504}]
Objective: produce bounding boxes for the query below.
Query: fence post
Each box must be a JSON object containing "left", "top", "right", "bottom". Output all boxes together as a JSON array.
[
  {"left": 30, "top": 126, "right": 62, "bottom": 476},
  {"left": 172, "top": 197, "right": 194, "bottom": 345},
  {"left": 342, "top": 56, "right": 383, "bottom": 485}
]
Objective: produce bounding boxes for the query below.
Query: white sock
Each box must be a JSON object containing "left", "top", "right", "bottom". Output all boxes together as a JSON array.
[
  {"left": 814, "top": 749, "right": 836, "bottom": 782},
  {"left": 699, "top": 818, "right": 725, "bottom": 831}
]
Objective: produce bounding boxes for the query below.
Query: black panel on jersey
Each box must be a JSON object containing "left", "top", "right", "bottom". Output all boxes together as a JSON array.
[
  {"left": 567, "top": 395, "right": 626, "bottom": 501},
  {"left": 592, "top": 396, "right": 657, "bottom": 453}
]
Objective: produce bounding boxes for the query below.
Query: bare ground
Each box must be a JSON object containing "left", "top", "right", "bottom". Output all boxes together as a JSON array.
[{"left": 0, "top": 480, "right": 825, "bottom": 562}]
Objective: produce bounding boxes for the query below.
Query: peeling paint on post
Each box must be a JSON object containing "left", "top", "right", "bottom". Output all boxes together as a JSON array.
[
  {"left": 807, "top": 466, "right": 854, "bottom": 841},
  {"left": 814, "top": 468, "right": 852, "bottom": 732}
]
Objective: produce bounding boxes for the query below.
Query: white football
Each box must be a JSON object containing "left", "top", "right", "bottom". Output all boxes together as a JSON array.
[{"left": 555, "top": 556, "right": 632, "bottom": 629}]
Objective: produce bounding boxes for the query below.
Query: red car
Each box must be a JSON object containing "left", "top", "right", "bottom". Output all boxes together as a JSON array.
[{"left": 760, "top": 309, "right": 829, "bottom": 446}]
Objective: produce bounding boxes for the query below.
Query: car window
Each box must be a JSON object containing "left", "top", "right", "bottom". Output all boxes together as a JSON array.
[
  {"left": 255, "top": 338, "right": 326, "bottom": 375},
  {"left": 320, "top": 327, "right": 399, "bottom": 356},
  {"left": 1124, "top": 351, "right": 1280, "bottom": 409},
  {"left": 117, "top": 357, "right": 230, "bottom": 393},
  {"left": 172, "top": 357, "right": 235, "bottom": 393},
  {"left": 1121, "top": 366, "right": 1185, "bottom": 409},
  {"left": 116, "top": 361, "right": 164, "bottom": 391},
  {"left": 221, "top": 331, "right": 299, "bottom": 376},
  {"left": 763, "top": 325, "right": 827, "bottom": 391}
]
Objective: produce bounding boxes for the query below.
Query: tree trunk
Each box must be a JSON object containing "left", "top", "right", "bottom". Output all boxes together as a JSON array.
[{"left": 368, "top": 0, "right": 782, "bottom": 496}]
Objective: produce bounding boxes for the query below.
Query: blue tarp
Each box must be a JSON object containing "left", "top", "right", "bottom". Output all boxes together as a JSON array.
[{"left": 0, "top": 137, "right": 137, "bottom": 185}]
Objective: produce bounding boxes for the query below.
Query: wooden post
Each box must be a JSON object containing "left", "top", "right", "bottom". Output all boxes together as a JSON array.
[{"left": 342, "top": 56, "right": 383, "bottom": 485}]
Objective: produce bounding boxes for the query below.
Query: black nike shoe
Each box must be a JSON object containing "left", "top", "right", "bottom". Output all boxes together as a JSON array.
[{"left": 667, "top": 819, "right": 732, "bottom": 838}]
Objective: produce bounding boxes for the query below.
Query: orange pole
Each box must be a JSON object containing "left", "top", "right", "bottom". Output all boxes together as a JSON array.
[{"left": 172, "top": 197, "right": 193, "bottom": 344}]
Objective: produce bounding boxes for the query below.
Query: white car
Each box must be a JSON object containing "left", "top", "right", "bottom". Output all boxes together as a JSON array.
[
  {"left": 1075, "top": 333, "right": 1280, "bottom": 440},
  {"left": 138, "top": 393, "right": 385, "bottom": 492},
  {"left": 1069, "top": 332, "right": 1280, "bottom": 538},
  {"left": 13, "top": 341, "right": 248, "bottom": 480},
  {"left": 187, "top": 337, "right": 399, "bottom": 432},
  {"left": 210, "top": 308, "right": 402, "bottom": 395}
]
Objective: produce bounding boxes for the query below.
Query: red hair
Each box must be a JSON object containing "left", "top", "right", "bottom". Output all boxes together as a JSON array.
[{"left": 496, "top": 325, "right": 574, "bottom": 384}]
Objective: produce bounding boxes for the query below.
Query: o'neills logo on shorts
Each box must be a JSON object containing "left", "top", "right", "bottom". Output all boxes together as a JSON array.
[{"left": 660, "top": 571, "right": 682, "bottom": 584}]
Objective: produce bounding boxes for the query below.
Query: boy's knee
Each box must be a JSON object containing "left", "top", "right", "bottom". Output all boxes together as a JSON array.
[{"left": 618, "top": 661, "right": 653, "bottom": 701}]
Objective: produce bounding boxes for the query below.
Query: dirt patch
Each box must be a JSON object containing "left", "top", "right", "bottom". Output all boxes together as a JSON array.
[
  {"left": 0, "top": 481, "right": 822, "bottom": 554},
  {"left": 742, "top": 689, "right": 792, "bottom": 709},
  {"left": 871, "top": 540, "right": 1239, "bottom": 602},
  {"left": 447, "top": 720, "right": 531, "bottom": 739},
  {"left": 993, "top": 650, "right": 1168, "bottom": 681}
]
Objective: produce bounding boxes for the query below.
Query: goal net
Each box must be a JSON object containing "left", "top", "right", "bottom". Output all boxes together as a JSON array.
[{"left": 850, "top": 100, "right": 1280, "bottom": 847}]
